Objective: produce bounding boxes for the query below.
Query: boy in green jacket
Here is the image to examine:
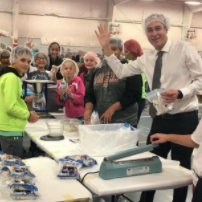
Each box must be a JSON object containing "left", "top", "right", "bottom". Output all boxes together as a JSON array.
[{"left": 0, "top": 46, "right": 39, "bottom": 158}]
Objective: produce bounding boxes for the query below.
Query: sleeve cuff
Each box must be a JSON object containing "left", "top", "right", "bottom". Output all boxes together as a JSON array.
[
  {"left": 177, "top": 90, "right": 183, "bottom": 99},
  {"left": 179, "top": 87, "right": 190, "bottom": 99},
  {"left": 191, "top": 134, "right": 200, "bottom": 145}
]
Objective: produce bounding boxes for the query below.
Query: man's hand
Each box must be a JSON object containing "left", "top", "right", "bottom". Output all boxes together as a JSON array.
[
  {"left": 150, "top": 133, "right": 169, "bottom": 144},
  {"left": 28, "top": 111, "right": 39, "bottom": 123},
  {"left": 100, "top": 107, "right": 115, "bottom": 124},
  {"left": 161, "top": 89, "right": 179, "bottom": 103}
]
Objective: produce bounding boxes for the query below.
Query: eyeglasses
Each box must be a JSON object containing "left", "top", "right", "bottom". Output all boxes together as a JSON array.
[{"left": 36, "top": 57, "right": 46, "bottom": 61}]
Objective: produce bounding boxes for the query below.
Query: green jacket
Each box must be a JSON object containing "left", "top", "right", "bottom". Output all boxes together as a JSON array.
[
  {"left": 0, "top": 67, "right": 29, "bottom": 132},
  {"left": 141, "top": 73, "right": 146, "bottom": 99}
]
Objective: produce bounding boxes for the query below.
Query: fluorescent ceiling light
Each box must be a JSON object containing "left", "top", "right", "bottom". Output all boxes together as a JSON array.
[{"left": 185, "top": 1, "right": 202, "bottom": 5}]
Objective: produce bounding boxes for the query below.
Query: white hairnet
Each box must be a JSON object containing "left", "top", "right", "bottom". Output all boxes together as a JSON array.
[
  {"left": 65, "top": 52, "right": 73, "bottom": 58},
  {"left": 34, "top": 52, "right": 49, "bottom": 69},
  {"left": 60, "top": 59, "right": 79, "bottom": 77},
  {"left": 0, "top": 43, "right": 6, "bottom": 49},
  {"left": 143, "top": 14, "right": 170, "bottom": 32},
  {"left": 1, "top": 50, "right": 10, "bottom": 56},
  {"left": 110, "top": 37, "right": 123, "bottom": 50},
  {"left": 10, "top": 46, "right": 32, "bottom": 64}
]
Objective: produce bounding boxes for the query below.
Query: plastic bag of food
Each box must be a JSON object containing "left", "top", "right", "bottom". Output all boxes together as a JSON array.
[
  {"left": 57, "top": 160, "right": 81, "bottom": 179},
  {"left": 10, "top": 191, "right": 38, "bottom": 200},
  {"left": 0, "top": 166, "right": 11, "bottom": 178},
  {"left": 60, "top": 81, "right": 69, "bottom": 101},
  {"left": 3, "top": 156, "right": 25, "bottom": 167},
  {"left": 146, "top": 88, "right": 174, "bottom": 115},
  {"left": 64, "top": 155, "right": 97, "bottom": 167},
  {"left": 9, "top": 182, "right": 38, "bottom": 192}
]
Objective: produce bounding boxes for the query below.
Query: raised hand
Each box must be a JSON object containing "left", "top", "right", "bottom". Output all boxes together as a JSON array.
[
  {"left": 26, "top": 38, "right": 35, "bottom": 50},
  {"left": 95, "top": 24, "right": 111, "bottom": 49}
]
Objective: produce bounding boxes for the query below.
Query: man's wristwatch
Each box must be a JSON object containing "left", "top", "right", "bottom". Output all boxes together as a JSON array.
[{"left": 177, "top": 90, "right": 183, "bottom": 99}]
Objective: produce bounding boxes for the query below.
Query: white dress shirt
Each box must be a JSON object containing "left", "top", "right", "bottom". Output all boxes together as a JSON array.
[
  {"left": 191, "top": 119, "right": 202, "bottom": 185},
  {"left": 105, "top": 39, "right": 202, "bottom": 114}
]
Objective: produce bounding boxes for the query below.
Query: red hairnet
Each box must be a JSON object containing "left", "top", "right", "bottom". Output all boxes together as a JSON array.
[{"left": 124, "top": 39, "right": 143, "bottom": 57}]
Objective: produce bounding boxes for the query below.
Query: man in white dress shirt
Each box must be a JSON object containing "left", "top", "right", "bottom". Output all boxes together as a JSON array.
[{"left": 95, "top": 14, "right": 202, "bottom": 202}]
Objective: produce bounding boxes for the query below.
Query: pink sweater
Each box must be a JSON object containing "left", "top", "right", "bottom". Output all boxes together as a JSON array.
[{"left": 55, "top": 76, "right": 85, "bottom": 118}]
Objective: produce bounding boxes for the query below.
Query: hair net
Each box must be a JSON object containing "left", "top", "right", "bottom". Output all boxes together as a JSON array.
[
  {"left": 0, "top": 50, "right": 10, "bottom": 62},
  {"left": 34, "top": 52, "right": 49, "bottom": 69},
  {"left": 0, "top": 43, "right": 6, "bottom": 50},
  {"left": 143, "top": 14, "right": 170, "bottom": 32},
  {"left": 84, "top": 52, "right": 101, "bottom": 68},
  {"left": 65, "top": 52, "right": 73, "bottom": 58},
  {"left": 110, "top": 37, "right": 123, "bottom": 50},
  {"left": 10, "top": 46, "right": 32, "bottom": 65},
  {"left": 84, "top": 52, "right": 99, "bottom": 62},
  {"left": 1, "top": 50, "right": 10, "bottom": 56},
  {"left": 60, "top": 59, "right": 79, "bottom": 77},
  {"left": 124, "top": 39, "right": 143, "bottom": 57}
]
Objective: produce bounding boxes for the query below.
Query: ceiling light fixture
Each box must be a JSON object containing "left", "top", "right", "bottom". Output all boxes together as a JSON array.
[{"left": 185, "top": 1, "right": 202, "bottom": 5}]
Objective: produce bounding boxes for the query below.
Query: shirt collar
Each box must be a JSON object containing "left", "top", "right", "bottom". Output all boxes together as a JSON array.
[{"left": 154, "top": 38, "right": 172, "bottom": 55}]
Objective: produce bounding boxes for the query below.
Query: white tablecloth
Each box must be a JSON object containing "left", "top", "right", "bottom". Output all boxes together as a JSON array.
[
  {"left": 25, "top": 120, "right": 193, "bottom": 196},
  {"left": 0, "top": 157, "right": 92, "bottom": 202}
]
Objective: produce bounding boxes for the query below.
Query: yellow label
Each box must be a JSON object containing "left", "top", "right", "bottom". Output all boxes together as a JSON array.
[
  {"left": 63, "top": 193, "right": 74, "bottom": 201},
  {"left": 31, "top": 135, "right": 39, "bottom": 139},
  {"left": 83, "top": 175, "right": 95, "bottom": 181}
]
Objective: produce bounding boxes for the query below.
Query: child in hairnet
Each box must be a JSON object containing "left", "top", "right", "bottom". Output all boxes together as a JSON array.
[
  {"left": 27, "top": 52, "right": 50, "bottom": 80},
  {"left": 0, "top": 50, "right": 11, "bottom": 67},
  {"left": 0, "top": 46, "right": 39, "bottom": 158},
  {"left": 151, "top": 119, "right": 202, "bottom": 202},
  {"left": 55, "top": 59, "right": 85, "bottom": 119}
]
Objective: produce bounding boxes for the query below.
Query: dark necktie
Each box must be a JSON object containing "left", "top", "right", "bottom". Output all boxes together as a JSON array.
[{"left": 149, "top": 51, "right": 164, "bottom": 118}]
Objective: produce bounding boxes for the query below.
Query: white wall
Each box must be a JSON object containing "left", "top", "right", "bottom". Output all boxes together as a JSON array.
[
  {"left": 189, "top": 11, "right": 202, "bottom": 51},
  {"left": 0, "top": 0, "right": 13, "bottom": 35},
  {"left": 0, "top": 0, "right": 202, "bottom": 52},
  {"left": 18, "top": 0, "right": 108, "bottom": 47},
  {"left": 112, "top": 1, "right": 184, "bottom": 49}
]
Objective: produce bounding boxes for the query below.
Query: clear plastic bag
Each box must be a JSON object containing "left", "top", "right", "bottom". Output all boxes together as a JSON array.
[
  {"left": 63, "top": 119, "right": 83, "bottom": 132},
  {"left": 79, "top": 124, "right": 139, "bottom": 156},
  {"left": 146, "top": 88, "right": 174, "bottom": 115},
  {"left": 59, "top": 81, "right": 69, "bottom": 101},
  {"left": 90, "top": 111, "right": 100, "bottom": 124}
]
